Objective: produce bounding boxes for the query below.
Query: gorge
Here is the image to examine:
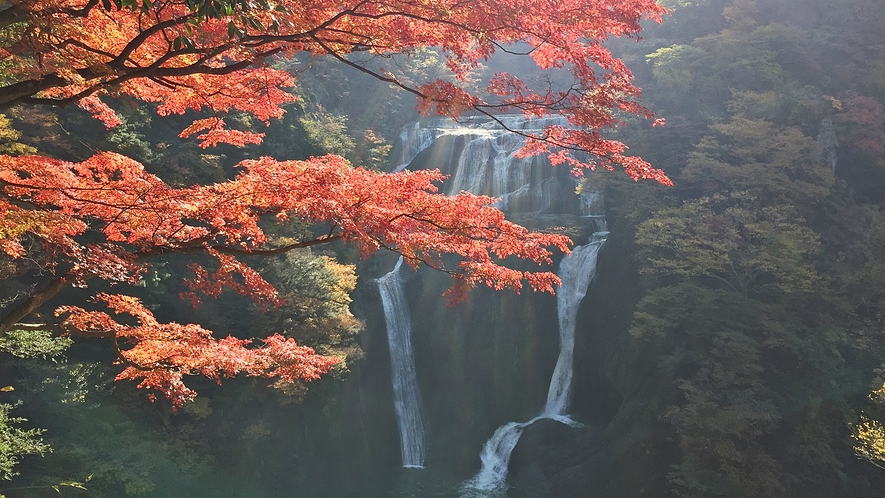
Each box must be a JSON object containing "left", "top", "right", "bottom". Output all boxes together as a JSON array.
[{"left": 367, "top": 116, "right": 610, "bottom": 496}]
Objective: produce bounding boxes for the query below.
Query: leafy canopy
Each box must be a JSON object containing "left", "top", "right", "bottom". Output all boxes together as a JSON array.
[
  {"left": 0, "top": 0, "right": 668, "bottom": 404},
  {"left": 0, "top": 0, "right": 670, "bottom": 181},
  {"left": 0, "top": 150, "right": 571, "bottom": 404}
]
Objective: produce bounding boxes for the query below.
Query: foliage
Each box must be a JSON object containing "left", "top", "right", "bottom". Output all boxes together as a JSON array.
[
  {"left": 854, "top": 416, "right": 885, "bottom": 470},
  {"left": 635, "top": 192, "right": 821, "bottom": 296},
  {"left": 831, "top": 205, "right": 885, "bottom": 329},
  {"left": 0, "top": 0, "right": 676, "bottom": 413},
  {"left": 298, "top": 113, "right": 355, "bottom": 158},
  {"left": 58, "top": 293, "right": 341, "bottom": 406},
  {"left": 0, "top": 329, "right": 72, "bottom": 360},
  {"left": 0, "top": 0, "right": 671, "bottom": 182},
  {"left": 254, "top": 250, "right": 362, "bottom": 366},
  {"left": 680, "top": 117, "right": 834, "bottom": 208},
  {"left": 645, "top": 44, "right": 705, "bottom": 91},
  {"left": 0, "top": 402, "right": 49, "bottom": 481},
  {"left": 603, "top": 2, "right": 885, "bottom": 494},
  {"left": 0, "top": 148, "right": 571, "bottom": 403},
  {"left": 0, "top": 114, "right": 35, "bottom": 156}
]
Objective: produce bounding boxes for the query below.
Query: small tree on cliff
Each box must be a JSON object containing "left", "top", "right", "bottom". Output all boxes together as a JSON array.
[{"left": 0, "top": 0, "right": 670, "bottom": 404}]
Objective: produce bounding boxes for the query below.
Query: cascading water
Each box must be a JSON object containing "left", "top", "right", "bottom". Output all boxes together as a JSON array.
[
  {"left": 377, "top": 257, "right": 427, "bottom": 468},
  {"left": 544, "top": 231, "right": 608, "bottom": 418},
  {"left": 396, "top": 115, "right": 574, "bottom": 214},
  {"left": 462, "top": 229, "right": 608, "bottom": 495},
  {"left": 462, "top": 418, "right": 541, "bottom": 497},
  {"left": 394, "top": 118, "right": 450, "bottom": 172},
  {"left": 388, "top": 114, "right": 605, "bottom": 489}
]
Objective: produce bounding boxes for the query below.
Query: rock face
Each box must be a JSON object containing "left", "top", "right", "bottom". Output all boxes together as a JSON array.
[{"left": 508, "top": 419, "right": 602, "bottom": 498}]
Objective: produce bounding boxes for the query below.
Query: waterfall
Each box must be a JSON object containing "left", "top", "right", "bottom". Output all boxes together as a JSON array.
[
  {"left": 393, "top": 118, "right": 450, "bottom": 172},
  {"left": 377, "top": 257, "right": 427, "bottom": 468},
  {"left": 441, "top": 122, "right": 560, "bottom": 213},
  {"left": 461, "top": 417, "right": 541, "bottom": 497},
  {"left": 395, "top": 115, "right": 574, "bottom": 214},
  {"left": 544, "top": 231, "right": 608, "bottom": 417},
  {"left": 462, "top": 230, "right": 607, "bottom": 495},
  {"left": 390, "top": 114, "right": 604, "bottom": 489}
]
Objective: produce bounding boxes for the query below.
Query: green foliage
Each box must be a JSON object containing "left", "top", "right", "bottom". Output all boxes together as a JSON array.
[
  {"left": 255, "top": 249, "right": 362, "bottom": 375},
  {"left": 106, "top": 121, "right": 162, "bottom": 166},
  {"left": 0, "top": 402, "right": 49, "bottom": 481},
  {"left": 352, "top": 129, "right": 393, "bottom": 172},
  {"left": 0, "top": 114, "right": 36, "bottom": 156},
  {"left": 615, "top": 3, "right": 885, "bottom": 490},
  {"left": 636, "top": 193, "right": 821, "bottom": 296},
  {"left": 629, "top": 274, "right": 850, "bottom": 495},
  {"left": 646, "top": 45, "right": 705, "bottom": 90},
  {"left": 0, "top": 330, "right": 72, "bottom": 360},
  {"left": 681, "top": 117, "right": 834, "bottom": 208},
  {"left": 16, "top": 360, "right": 213, "bottom": 497},
  {"left": 298, "top": 112, "right": 355, "bottom": 157},
  {"left": 180, "top": 397, "right": 212, "bottom": 419}
]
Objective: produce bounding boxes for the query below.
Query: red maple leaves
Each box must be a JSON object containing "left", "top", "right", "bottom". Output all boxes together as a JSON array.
[
  {"left": 0, "top": 0, "right": 670, "bottom": 403},
  {"left": 0, "top": 151, "right": 569, "bottom": 402},
  {"left": 0, "top": 151, "right": 570, "bottom": 295},
  {"left": 1, "top": 0, "right": 670, "bottom": 182},
  {"left": 57, "top": 293, "right": 338, "bottom": 406}
]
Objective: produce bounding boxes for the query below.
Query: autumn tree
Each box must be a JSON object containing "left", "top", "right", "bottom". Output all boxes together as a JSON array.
[
  {"left": 0, "top": 0, "right": 669, "bottom": 179},
  {"left": 0, "top": 0, "right": 670, "bottom": 407}
]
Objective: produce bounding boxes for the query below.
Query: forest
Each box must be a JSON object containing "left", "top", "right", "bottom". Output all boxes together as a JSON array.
[{"left": 1, "top": 0, "right": 885, "bottom": 496}]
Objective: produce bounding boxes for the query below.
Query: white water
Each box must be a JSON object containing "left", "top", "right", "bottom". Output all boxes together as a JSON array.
[
  {"left": 462, "top": 418, "right": 539, "bottom": 497},
  {"left": 544, "top": 231, "right": 608, "bottom": 417},
  {"left": 395, "top": 115, "right": 573, "bottom": 214},
  {"left": 394, "top": 118, "right": 450, "bottom": 172},
  {"left": 462, "top": 230, "right": 608, "bottom": 495},
  {"left": 391, "top": 115, "right": 604, "bottom": 486},
  {"left": 377, "top": 257, "right": 427, "bottom": 468}
]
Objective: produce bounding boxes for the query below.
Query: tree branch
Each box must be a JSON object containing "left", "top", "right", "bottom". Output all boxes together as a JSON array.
[{"left": 0, "top": 276, "right": 70, "bottom": 336}]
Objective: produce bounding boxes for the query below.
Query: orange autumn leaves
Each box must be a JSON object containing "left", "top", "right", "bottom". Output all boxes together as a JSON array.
[
  {"left": 0, "top": 152, "right": 569, "bottom": 403},
  {"left": 0, "top": 0, "right": 670, "bottom": 403},
  {"left": 0, "top": 152, "right": 569, "bottom": 298},
  {"left": 0, "top": 0, "right": 669, "bottom": 182},
  {"left": 57, "top": 293, "right": 338, "bottom": 406}
]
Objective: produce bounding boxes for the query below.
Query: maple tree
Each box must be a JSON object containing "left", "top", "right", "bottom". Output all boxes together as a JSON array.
[
  {"left": 0, "top": 0, "right": 670, "bottom": 404},
  {"left": 0, "top": 0, "right": 669, "bottom": 181},
  {"left": 0, "top": 151, "right": 571, "bottom": 404}
]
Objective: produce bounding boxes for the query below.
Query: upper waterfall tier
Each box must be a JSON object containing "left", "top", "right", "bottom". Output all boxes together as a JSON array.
[{"left": 395, "top": 116, "right": 586, "bottom": 215}]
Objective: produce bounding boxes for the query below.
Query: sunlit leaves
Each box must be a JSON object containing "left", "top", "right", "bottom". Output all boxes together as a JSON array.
[
  {"left": 1, "top": 148, "right": 570, "bottom": 401},
  {"left": 1, "top": 150, "right": 569, "bottom": 302},
  {"left": 57, "top": 293, "right": 339, "bottom": 406},
  {"left": 255, "top": 250, "right": 362, "bottom": 362},
  {"left": 646, "top": 44, "right": 704, "bottom": 90},
  {"left": 0, "top": 0, "right": 669, "bottom": 182},
  {"left": 183, "top": 250, "right": 281, "bottom": 311},
  {"left": 0, "top": 402, "right": 49, "bottom": 481},
  {"left": 0, "top": 115, "right": 36, "bottom": 156},
  {"left": 0, "top": 329, "right": 72, "bottom": 359},
  {"left": 0, "top": 0, "right": 671, "bottom": 408},
  {"left": 853, "top": 416, "right": 885, "bottom": 470}
]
